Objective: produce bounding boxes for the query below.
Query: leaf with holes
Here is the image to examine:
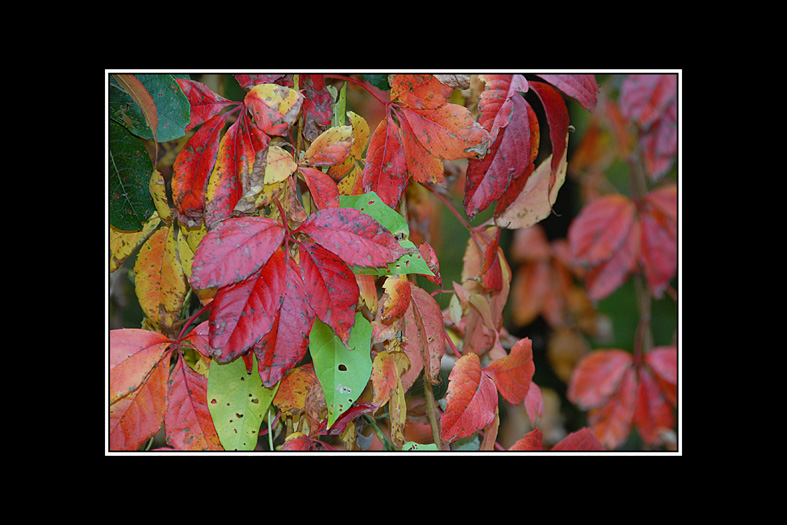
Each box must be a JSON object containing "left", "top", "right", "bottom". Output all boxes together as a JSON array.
[
  {"left": 309, "top": 312, "right": 373, "bottom": 429},
  {"left": 207, "top": 352, "right": 279, "bottom": 451}
]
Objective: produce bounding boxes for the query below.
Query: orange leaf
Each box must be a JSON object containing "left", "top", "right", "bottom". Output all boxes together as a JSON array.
[
  {"left": 483, "top": 337, "right": 535, "bottom": 405},
  {"left": 273, "top": 364, "right": 318, "bottom": 417},
  {"left": 109, "top": 329, "right": 172, "bottom": 404},
  {"left": 109, "top": 353, "right": 169, "bottom": 450},
  {"left": 303, "top": 125, "right": 353, "bottom": 166},
  {"left": 379, "top": 274, "right": 412, "bottom": 322},
  {"left": 440, "top": 353, "right": 498, "bottom": 443}
]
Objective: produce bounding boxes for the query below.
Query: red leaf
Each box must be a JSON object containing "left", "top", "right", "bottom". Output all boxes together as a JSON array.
[
  {"left": 465, "top": 95, "right": 535, "bottom": 220},
  {"left": 645, "top": 346, "right": 677, "bottom": 406},
  {"left": 536, "top": 74, "right": 599, "bottom": 111},
  {"left": 297, "top": 241, "right": 358, "bottom": 342},
  {"left": 398, "top": 113, "right": 445, "bottom": 184},
  {"left": 190, "top": 216, "right": 286, "bottom": 290},
  {"left": 639, "top": 184, "right": 677, "bottom": 297},
  {"left": 203, "top": 117, "right": 255, "bottom": 227},
  {"left": 361, "top": 116, "right": 407, "bottom": 209},
  {"left": 176, "top": 78, "right": 235, "bottom": 131},
  {"left": 165, "top": 357, "right": 222, "bottom": 450},
  {"left": 551, "top": 427, "right": 604, "bottom": 451},
  {"left": 299, "top": 167, "right": 340, "bottom": 210},
  {"left": 207, "top": 248, "right": 287, "bottom": 361},
  {"left": 509, "top": 428, "right": 543, "bottom": 451},
  {"left": 483, "top": 337, "right": 535, "bottom": 405},
  {"left": 567, "top": 349, "right": 633, "bottom": 409},
  {"left": 172, "top": 113, "right": 226, "bottom": 222},
  {"left": 406, "top": 285, "right": 445, "bottom": 385},
  {"left": 254, "top": 256, "right": 315, "bottom": 387},
  {"left": 529, "top": 81, "right": 569, "bottom": 183},
  {"left": 463, "top": 75, "right": 538, "bottom": 219},
  {"left": 588, "top": 366, "right": 637, "bottom": 449},
  {"left": 440, "top": 353, "right": 498, "bottom": 443},
  {"left": 583, "top": 219, "right": 640, "bottom": 301},
  {"left": 109, "top": 329, "right": 172, "bottom": 404},
  {"left": 294, "top": 207, "right": 407, "bottom": 268},
  {"left": 568, "top": 194, "right": 636, "bottom": 269},
  {"left": 634, "top": 366, "right": 674, "bottom": 446},
  {"left": 619, "top": 74, "right": 677, "bottom": 130}
]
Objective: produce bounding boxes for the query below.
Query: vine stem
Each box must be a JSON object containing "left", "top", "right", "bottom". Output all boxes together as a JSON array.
[
  {"left": 422, "top": 183, "right": 486, "bottom": 251},
  {"left": 423, "top": 379, "right": 444, "bottom": 449}
]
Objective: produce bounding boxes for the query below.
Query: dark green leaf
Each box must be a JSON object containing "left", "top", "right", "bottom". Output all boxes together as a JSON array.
[
  {"left": 360, "top": 74, "right": 390, "bottom": 91},
  {"left": 109, "top": 120, "right": 156, "bottom": 231},
  {"left": 109, "top": 73, "right": 190, "bottom": 142}
]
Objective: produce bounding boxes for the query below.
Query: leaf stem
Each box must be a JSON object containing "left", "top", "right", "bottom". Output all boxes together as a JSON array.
[
  {"left": 422, "top": 183, "right": 486, "bottom": 251},
  {"left": 176, "top": 300, "right": 212, "bottom": 342},
  {"left": 423, "top": 378, "right": 444, "bottom": 450}
]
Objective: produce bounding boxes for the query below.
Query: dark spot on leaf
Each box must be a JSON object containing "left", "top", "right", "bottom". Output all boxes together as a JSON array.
[{"left": 338, "top": 364, "right": 347, "bottom": 371}]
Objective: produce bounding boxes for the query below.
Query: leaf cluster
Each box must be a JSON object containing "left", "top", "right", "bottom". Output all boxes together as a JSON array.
[{"left": 108, "top": 72, "right": 678, "bottom": 452}]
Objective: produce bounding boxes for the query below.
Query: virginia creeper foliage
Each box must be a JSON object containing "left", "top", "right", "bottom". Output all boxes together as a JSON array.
[{"left": 109, "top": 72, "right": 679, "bottom": 453}]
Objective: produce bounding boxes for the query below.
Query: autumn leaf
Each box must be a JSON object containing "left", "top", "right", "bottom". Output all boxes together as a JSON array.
[
  {"left": 297, "top": 240, "right": 358, "bottom": 342},
  {"left": 363, "top": 74, "right": 490, "bottom": 209},
  {"left": 403, "top": 285, "right": 445, "bottom": 386},
  {"left": 464, "top": 74, "right": 536, "bottom": 219},
  {"left": 568, "top": 186, "right": 676, "bottom": 300},
  {"left": 379, "top": 274, "right": 412, "bottom": 322},
  {"left": 244, "top": 83, "right": 304, "bottom": 137},
  {"left": 567, "top": 349, "right": 633, "bottom": 409},
  {"left": 535, "top": 74, "right": 599, "bottom": 112},
  {"left": 294, "top": 207, "right": 408, "bottom": 268},
  {"left": 190, "top": 216, "right": 286, "bottom": 290},
  {"left": 495, "top": 145, "right": 568, "bottom": 230},
  {"left": 639, "top": 184, "right": 677, "bottom": 297},
  {"left": 567, "top": 347, "right": 676, "bottom": 449},
  {"left": 299, "top": 167, "right": 340, "bottom": 210},
  {"left": 172, "top": 113, "right": 227, "bottom": 223},
  {"left": 165, "top": 356, "right": 222, "bottom": 450},
  {"left": 550, "top": 427, "right": 604, "bottom": 451},
  {"left": 205, "top": 248, "right": 287, "bottom": 362},
  {"left": 133, "top": 225, "right": 188, "bottom": 334},
  {"left": 483, "top": 337, "right": 535, "bottom": 405},
  {"left": 109, "top": 329, "right": 172, "bottom": 404},
  {"left": 273, "top": 363, "right": 319, "bottom": 418},
  {"left": 440, "top": 353, "right": 498, "bottom": 443},
  {"left": 110, "top": 353, "right": 170, "bottom": 450},
  {"left": 303, "top": 125, "right": 353, "bottom": 166}
]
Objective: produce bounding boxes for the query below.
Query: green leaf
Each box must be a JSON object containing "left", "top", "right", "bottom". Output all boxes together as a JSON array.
[
  {"left": 207, "top": 354, "right": 279, "bottom": 451},
  {"left": 109, "top": 120, "right": 156, "bottom": 231},
  {"left": 339, "top": 192, "right": 434, "bottom": 278},
  {"left": 339, "top": 192, "right": 408, "bottom": 237},
  {"left": 309, "top": 312, "right": 372, "bottom": 429},
  {"left": 109, "top": 73, "right": 190, "bottom": 142}
]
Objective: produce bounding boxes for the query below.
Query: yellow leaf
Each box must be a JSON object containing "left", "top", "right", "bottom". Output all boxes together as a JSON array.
[
  {"left": 148, "top": 169, "right": 171, "bottom": 224},
  {"left": 264, "top": 146, "right": 297, "bottom": 184},
  {"left": 133, "top": 225, "right": 187, "bottom": 333},
  {"left": 109, "top": 213, "right": 160, "bottom": 272}
]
